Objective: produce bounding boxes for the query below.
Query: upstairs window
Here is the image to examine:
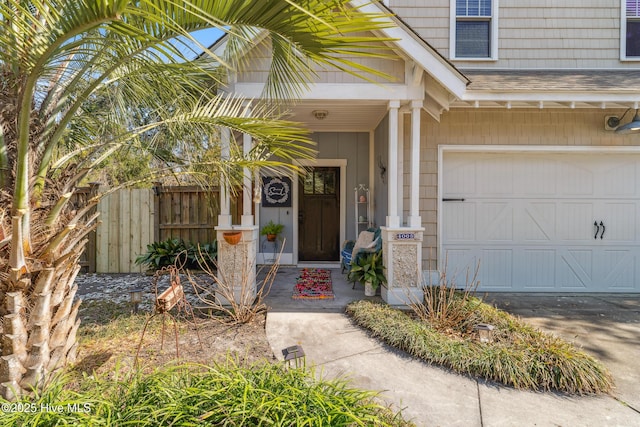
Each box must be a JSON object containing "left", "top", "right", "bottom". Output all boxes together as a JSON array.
[
  {"left": 451, "top": 0, "right": 497, "bottom": 60},
  {"left": 624, "top": 0, "right": 640, "bottom": 58}
]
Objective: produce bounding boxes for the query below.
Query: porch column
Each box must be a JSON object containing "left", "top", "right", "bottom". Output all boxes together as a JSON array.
[
  {"left": 216, "top": 125, "right": 258, "bottom": 306},
  {"left": 408, "top": 100, "right": 422, "bottom": 227},
  {"left": 380, "top": 100, "right": 424, "bottom": 306},
  {"left": 397, "top": 110, "right": 405, "bottom": 225},
  {"left": 241, "top": 105, "right": 254, "bottom": 226},
  {"left": 218, "top": 127, "right": 232, "bottom": 227},
  {"left": 386, "top": 100, "right": 400, "bottom": 228}
]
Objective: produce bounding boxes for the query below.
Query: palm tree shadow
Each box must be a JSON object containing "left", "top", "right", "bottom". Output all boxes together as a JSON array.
[{"left": 72, "top": 351, "right": 113, "bottom": 375}]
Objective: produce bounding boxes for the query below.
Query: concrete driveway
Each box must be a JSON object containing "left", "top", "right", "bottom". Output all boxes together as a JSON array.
[{"left": 486, "top": 293, "right": 640, "bottom": 414}]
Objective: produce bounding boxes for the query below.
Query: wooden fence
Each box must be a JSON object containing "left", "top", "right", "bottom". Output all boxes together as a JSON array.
[
  {"left": 72, "top": 184, "right": 99, "bottom": 273},
  {"left": 87, "top": 185, "right": 242, "bottom": 273},
  {"left": 155, "top": 185, "right": 242, "bottom": 244},
  {"left": 96, "top": 188, "right": 155, "bottom": 273}
]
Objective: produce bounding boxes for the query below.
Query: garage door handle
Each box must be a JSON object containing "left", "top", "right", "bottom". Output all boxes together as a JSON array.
[
  {"left": 594, "top": 221, "right": 599, "bottom": 239},
  {"left": 600, "top": 221, "right": 605, "bottom": 239},
  {"left": 442, "top": 198, "right": 465, "bottom": 202}
]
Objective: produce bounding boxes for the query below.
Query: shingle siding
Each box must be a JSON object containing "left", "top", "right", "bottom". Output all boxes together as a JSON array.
[
  {"left": 389, "top": 0, "right": 634, "bottom": 69},
  {"left": 237, "top": 33, "right": 405, "bottom": 84}
]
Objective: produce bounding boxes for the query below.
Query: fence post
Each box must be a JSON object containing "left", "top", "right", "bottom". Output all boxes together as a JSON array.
[
  {"left": 86, "top": 182, "right": 100, "bottom": 273},
  {"left": 153, "top": 182, "right": 162, "bottom": 242}
]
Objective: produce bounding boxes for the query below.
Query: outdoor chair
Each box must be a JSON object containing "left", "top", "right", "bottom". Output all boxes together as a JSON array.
[{"left": 341, "top": 227, "right": 382, "bottom": 287}]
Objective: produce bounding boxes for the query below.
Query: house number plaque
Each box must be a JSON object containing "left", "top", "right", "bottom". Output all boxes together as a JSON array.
[{"left": 394, "top": 233, "right": 415, "bottom": 240}]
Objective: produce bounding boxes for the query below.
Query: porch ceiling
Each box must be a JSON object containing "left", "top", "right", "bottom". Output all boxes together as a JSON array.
[{"left": 286, "top": 100, "right": 389, "bottom": 132}]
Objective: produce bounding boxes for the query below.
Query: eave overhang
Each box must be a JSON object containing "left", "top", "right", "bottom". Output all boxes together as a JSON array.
[{"left": 455, "top": 70, "right": 640, "bottom": 110}]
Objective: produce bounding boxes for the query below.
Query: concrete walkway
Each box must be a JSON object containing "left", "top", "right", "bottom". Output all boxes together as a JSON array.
[{"left": 265, "top": 267, "right": 640, "bottom": 427}]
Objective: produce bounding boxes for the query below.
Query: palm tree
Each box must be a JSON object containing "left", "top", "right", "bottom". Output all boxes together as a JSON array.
[{"left": 0, "top": 0, "right": 392, "bottom": 398}]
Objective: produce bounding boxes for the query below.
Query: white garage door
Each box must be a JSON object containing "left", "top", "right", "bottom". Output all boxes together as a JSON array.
[{"left": 442, "top": 151, "right": 640, "bottom": 292}]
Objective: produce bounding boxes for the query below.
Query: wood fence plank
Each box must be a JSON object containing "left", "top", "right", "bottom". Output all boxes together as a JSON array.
[
  {"left": 171, "top": 191, "right": 181, "bottom": 227},
  {"left": 118, "top": 189, "right": 131, "bottom": 273},
  {"left": 139, "top": 189, "right": 153, "bottom": 273},
  {"left": 108, "top": 192, "right": 120, "bottom": 273},
  {"left": 159, "top": 192, "right": 170, "bottom": 241},
  {"left": 96, "top": 196, "right": 109, "bottom": 273},
  {"left": 130, "top": 189, "right": 142, "bottom": 273},
  {"left": 86, "top": 183, "right": 100, "bottom": 273},
  {"left": 180, "top": 191, "right": 188, "bottom": 242}
]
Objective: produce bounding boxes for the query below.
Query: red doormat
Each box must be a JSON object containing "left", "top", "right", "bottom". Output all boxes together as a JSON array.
[{"left": 292, "top": 268, "right": 335, "bottom": 300}]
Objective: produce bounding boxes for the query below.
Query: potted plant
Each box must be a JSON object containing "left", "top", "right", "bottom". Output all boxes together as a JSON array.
[
  {"left": 347, "top": 251, "right": 386, "bottom": 296},
  {"left": 223, "top": 231, "right": 242, "bottom": 245},
  {"left": 260, "top": 220, "right": 284, "bottom": 242}
]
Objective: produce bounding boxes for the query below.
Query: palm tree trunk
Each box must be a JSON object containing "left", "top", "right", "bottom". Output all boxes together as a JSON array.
[{"left": 0, "top": 231, "right": 84, "bottom": 399}]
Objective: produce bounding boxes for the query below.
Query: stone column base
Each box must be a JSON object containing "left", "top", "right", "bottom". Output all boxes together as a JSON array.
[
  {"left": 215, "top": 226, "right": 258, "bottom": 305},
  {"left": 380, "top": 227, "right": 424, "bottom": 306}
]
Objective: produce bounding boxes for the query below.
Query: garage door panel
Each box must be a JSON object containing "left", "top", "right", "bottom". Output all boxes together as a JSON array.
[
  {"left": 442, "top": 249, "right": 479, "bottom": 288},
  {"left": 558, "top": 160, "right": 595, "bottom": 196},
  {"left": 477, "top": 158, "right": 513, "bottom": 195},
  {"left": 442, "top": 202, "right": 475, "bottom": 241},
  {"left": 442, "top": 151, "right": 640, "bottom": 293},
  {"left": 480, "top": 249, "right": 513, "bottom": 289},
  {"left": 557, "top": 250, "right": 592, "bottom": 290},
  {"left": 602, "top": 250, "right": 636, "bottom": 290},
  {"left": 600, "top": 160, "right": 637, "bottom": 197},
  {"left": 521, "top": 249, "right": 556, "bottom": 289},
  {"left": 558, "top": 203, "right": 594, "bottom": 241},
  {"left": 516, "top": 158, "right": 557, "bottom": 195},
  {"left": 478, "top": 202, "right": 513, "bottom": 241},
  {"left": 599, "top": 203, "right": 637, "bottom": 242},
  {"left": 521, "top": 202, "right": 555, "bottom": 242},
  {"left": 443, "top": 159, "right": 476, "bottom": 195}
]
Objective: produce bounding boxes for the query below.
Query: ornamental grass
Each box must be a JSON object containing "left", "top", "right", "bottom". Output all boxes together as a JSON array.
[
  {"left": 346, "top": 299, "right": 613, "bottom": 395},
  {"left": 0, "top": 360, "right": 414, "bottom": 426}
]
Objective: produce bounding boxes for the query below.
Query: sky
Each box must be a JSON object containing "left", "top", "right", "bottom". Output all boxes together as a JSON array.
[{"left": 184, "top": 27, "right": 226, "bottom": 59}]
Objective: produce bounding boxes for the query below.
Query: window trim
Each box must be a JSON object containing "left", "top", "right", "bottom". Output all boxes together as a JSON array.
[
  {"left": 621, "top": 0, "right": 640, "bottom": 61},
  {"left": 450, "top": 0, "right": 499, "bottom": 61}
]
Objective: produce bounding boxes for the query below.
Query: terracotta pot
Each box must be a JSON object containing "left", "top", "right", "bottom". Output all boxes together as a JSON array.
[
  {"left": 266, "top": 233, "right": 277, "bottom": 242},
  {"left": 223, "top": 231, "right": 242, "bottom": 245}
]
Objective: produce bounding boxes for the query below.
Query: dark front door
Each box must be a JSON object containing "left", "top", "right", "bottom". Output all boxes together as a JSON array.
[{"left": 298, "top": 167, "right": 340, "bottom": 261}]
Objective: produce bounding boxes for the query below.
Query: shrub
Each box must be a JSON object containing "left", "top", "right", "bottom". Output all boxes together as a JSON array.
[
  {"left": 186, "top": 247, "right": 278, "bottom": 324},
  {"left": 418, "top": 260, "right": 480, "bottom": 331},
  {"left": 346, "top": 300, "right": 613, "bottom": 395},
  {"left": 135, "top": 238, "right": 217, "bottom": 270},
  {"left": 0, "top": 362, "right": 414, "bottom": 426}
]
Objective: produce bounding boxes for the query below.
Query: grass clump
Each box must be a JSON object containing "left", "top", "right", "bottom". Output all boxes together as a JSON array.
[
  {"left": 0, "top": 361, "right": 414, "bottom": 426},
  {"left": 346, "top": 299, "right": 613, "bottom": 395}
]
